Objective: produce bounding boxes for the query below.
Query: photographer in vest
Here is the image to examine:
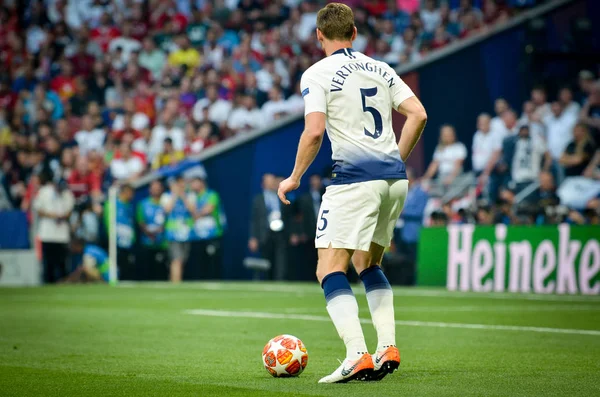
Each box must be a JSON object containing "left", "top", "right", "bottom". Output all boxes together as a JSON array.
[
  {"left": 161, "top": 175, "right": 195, "bottom": 283},
  {"left": 188, "top": 175, "right": 225, "bottom": 280},
  {"left": 137, "top": 180, "right": 168, "bottom": 280}
]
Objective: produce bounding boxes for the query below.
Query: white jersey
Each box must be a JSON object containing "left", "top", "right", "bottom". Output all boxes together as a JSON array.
[{"left": 301, "top": 48, "right": 415, "bottom": 185}]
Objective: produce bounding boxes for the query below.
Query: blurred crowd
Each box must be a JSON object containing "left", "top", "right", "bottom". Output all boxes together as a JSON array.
[
  {"left": 407, "top": 69, "right": 600, "bottom": 230},
  {"left": 0, "top": 0, "right": 541, "bottom": 214}
]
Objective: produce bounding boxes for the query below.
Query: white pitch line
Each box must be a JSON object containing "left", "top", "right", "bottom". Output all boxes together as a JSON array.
[{"left": 184, "top": 309, "right": 600, "bottom": 337}]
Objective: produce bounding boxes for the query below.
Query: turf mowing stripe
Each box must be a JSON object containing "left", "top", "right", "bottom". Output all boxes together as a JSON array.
[{"left": 184, "top": 309, "right": 600, "bottom": 336}]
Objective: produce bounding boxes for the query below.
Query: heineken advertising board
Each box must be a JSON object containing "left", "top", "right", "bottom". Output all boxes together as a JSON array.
[{"left": 417, "top": 224, "right": 600, "bottom": 295}]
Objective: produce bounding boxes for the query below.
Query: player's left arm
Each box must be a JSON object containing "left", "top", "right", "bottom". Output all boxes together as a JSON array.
[
  {"left": 389, "top": 70, "right": 427, "bottom": 161},
  {"left": 278, "top": 112, "right": 326, "bottom": 205}
]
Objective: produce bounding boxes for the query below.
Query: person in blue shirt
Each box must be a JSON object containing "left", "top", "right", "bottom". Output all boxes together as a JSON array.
[
  {"left": 63, "top": 242, "right": 111, "bottom": 283},
  {"left": 137, "top": 180, "right": 168, "bottom": 280}
]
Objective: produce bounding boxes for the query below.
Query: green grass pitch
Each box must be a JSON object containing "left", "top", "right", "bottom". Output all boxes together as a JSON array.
[{"left": 1, "top": 282, "right": 599, "bottom": 396}]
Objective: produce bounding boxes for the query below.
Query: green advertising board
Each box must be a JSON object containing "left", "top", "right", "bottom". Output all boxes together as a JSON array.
[{"left": 417, "top": 224, "right": 600, "bottom": 295}]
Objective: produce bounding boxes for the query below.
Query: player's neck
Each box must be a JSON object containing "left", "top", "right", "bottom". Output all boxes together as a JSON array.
[{"left": 324, "top": 41, "right": 354, "bottom": 57}]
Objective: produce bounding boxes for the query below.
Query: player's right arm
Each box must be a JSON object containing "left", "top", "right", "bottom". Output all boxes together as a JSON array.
[{"left": 396, "top": 96, "right": 427, "bottom": 162}]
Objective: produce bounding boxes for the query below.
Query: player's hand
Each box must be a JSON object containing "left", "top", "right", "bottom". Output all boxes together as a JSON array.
[{"left": 277, "top": 177, "right": 299, "bottom": 205}]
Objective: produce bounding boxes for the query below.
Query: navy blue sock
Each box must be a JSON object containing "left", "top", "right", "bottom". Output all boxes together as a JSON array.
[
  {"left": 321, "top": 271, "right": 353, "bottom": 303},
  {"left": 321, "top": 271, "right": 368, "bottom": 357},
  {"left": 359, "top": 266, "right": 391, "bottom": 292}
]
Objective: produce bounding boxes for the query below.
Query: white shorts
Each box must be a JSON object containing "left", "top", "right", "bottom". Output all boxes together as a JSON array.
[{"left": 315, "top": 179, "right": 409, "bottom": 252}]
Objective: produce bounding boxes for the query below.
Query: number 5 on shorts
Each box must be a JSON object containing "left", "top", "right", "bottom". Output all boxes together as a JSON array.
[{"left": 318, "top": 209, "right": 329, "bottom": 231}]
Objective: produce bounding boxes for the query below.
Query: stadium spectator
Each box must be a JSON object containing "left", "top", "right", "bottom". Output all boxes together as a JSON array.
[
  {"left": 137, "top": 180, "right": 168, "bottom": 280},
  {"left": 577, "top": 70, "right": 596, "bottom": 103},
  {"left": 503, "top": 125, "right": 551, "bottom": 192},
  {"left": 28, "top": 83, "right": 64, "bottom": 123},
  {"left": 70, "top": 197, "right": 100, "bottom": 246},
  {"left": 42, "top": 135, "right": 64, "bottom": 180},
  {"left": 543, "top": 101, "right": 578, "bottom": 162},
  {"left": 112, "top": 97, "right": 150, "bottom": 132},
  {"left": 161, "top": 175, "right": 196, "bottom": 283},
  {"left": 90, "top": 13, "right": 121, "bottom": 53},
  {"left": 482, "top": 0, "right": 511, "bottom": 25},
  {"left": 150, "top": 112, "right": 186, "bottom": 160},
  {"left": 490, "top": 98, "right": 509, "bottom": 135},
  {"left": 421, "top": 0, "right": 442, "bottom": 33},
  {"left": 560, "top": 123, "right": 597, "bottom": 177},
  {"left": 187, "top": 121, "right": 218, "bottom": 154},
  {"left": 558, "top": 86, "right": 581, "bottom": 118},
  {"left": 583, "top": 150, "right": 600, "bottom": 179},
  {"left": 228, "top": 93, "right": 264, "bottom": 134},
  {"left": 423, "top": 124, "right": 467, "bottom": 187},
  {"left": 451, "top": 0, "right": 483, "bottom": 24},
  {"left": 192, "top": 84, "right": 232, "bottom": 126},
  {"left": 531, "top": 171, "right": 560, "bottom": 207},
  {"left": 169, "top": 35, "right": 201, "bottom": 72},
  {"left": 189, "top": 175, "right": 225, "bottom": 280},
  {"left": 262, "top": 87, "right": 290, "bottom": 123},
  {"left": 530, "top": 85, "right": 551, "bottom": 121},
  {"left": 493, "top": 196, "right": 516, "bottom": 225},
  {"left": 12, "top": 63, "right": 38, "bottom": 94},
  {"left": 67, "top": 156, "right": 103, "bottom": 200},
  {"left": 496, "top": 109, "right": 519, "bottom": 139},
  {"left": 69, "top": 77, "right": 95, "bottom": 117},
  {"left": 139, "top": 37, "right": 167, "bottom": 81},
  {"left": 471, "top": 113, "right": 499, "bottom": 176},
  {"left": 152, "top": 137, "right": 185, "bottom": 170},
  {"left": 86, "top": 60, "right": 113, "bottom": 107},
  {"left": 518, "top": 100, "right": 544, "bottom": 138},
  {"left": 110, "top": 142, "right": 145, "bottom": 182},
  {"left": 430, "top": 24, "right": 452, "bottom": 50},
  {"left": 579, "top": 82, "right": 600, "bottom": 141},
  {"left": 33, "top": 171, "right": 75, "bottom": 283},
  {"left": 476, "top": 204, "right": 494, "bottom": 225},
  {"left": 108, "top": 22, "right": 142, "bottom": 65},
  {"left": 286, "top": 83, "right": 306, "bottom": 115},
  {"left": 242, "top": 71, "right": 268, "bottom": 107},
  {"left": 249, "top": 173, "right": 291, "bottom": 281},
  {"left": 50, "top": 60, "right": 77, "bottom": 102},
  {"left": 68, "top": 41, "right": 96, "bottom": 78}
]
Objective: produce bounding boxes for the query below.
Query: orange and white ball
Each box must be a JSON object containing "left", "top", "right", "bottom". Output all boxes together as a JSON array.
[{"left": 262, "top": 334, "right": 308, "bottom": 377}]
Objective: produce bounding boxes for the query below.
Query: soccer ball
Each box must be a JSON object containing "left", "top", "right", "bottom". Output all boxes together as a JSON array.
[{"left": 262, "top": 334, "right": 308, "bottom": 377}]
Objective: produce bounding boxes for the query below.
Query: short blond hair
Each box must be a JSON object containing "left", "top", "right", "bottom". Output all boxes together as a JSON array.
[{"left": 316, "top": 3, "right": 355, "bottom": 41}]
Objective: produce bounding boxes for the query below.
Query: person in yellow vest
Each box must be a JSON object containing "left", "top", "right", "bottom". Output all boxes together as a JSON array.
[
  {"left": 152, "top": 137, "right": 186, "bottom": 170},
  {"left": 168, "top": 35, "right": 201, "bottom": 73}
]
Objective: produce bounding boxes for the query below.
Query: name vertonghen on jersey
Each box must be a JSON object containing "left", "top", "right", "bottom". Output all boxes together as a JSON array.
[{"left": 330, "top": 62, "right": 397, "bottom": 92}]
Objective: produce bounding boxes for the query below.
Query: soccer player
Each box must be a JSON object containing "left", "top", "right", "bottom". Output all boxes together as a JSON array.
[{"left": 277, "top": 3, "right": 427, "bottom": 383}]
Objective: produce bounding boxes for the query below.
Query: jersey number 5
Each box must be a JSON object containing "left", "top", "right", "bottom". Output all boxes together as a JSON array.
[{"left": 360, "top": 87, "right": 383, "bottom": 139}]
